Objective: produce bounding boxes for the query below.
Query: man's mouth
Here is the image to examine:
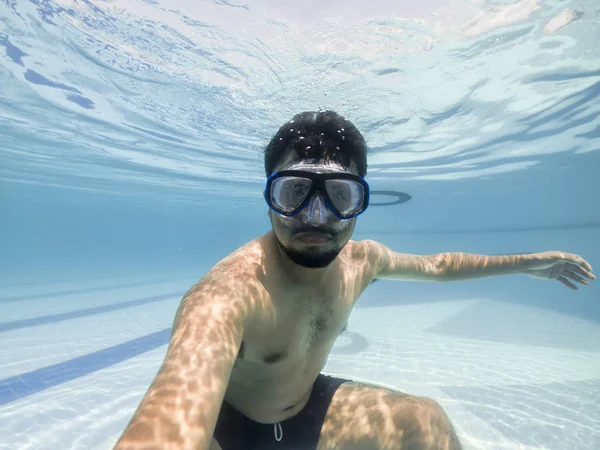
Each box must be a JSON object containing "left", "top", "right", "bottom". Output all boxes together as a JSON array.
[{"left": 295, "top": 231, "right": 332, "bottom": 244}]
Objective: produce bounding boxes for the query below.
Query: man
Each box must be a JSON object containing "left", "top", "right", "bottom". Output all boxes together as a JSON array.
[{"left": 114, "top": 110, "right": 594, "bottom": 450}]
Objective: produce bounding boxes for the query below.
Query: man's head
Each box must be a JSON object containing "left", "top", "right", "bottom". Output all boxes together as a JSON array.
[{"left": 263, "top": 110, "right": 369, "bottom": 269}]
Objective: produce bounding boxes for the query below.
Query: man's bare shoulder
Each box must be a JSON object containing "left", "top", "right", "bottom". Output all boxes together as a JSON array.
[
  {"left": 343, "top": 239, "right": 382, "bottom": 261},
  {"left": 338, "top": 239, "right": 383, "bottom": 288}
]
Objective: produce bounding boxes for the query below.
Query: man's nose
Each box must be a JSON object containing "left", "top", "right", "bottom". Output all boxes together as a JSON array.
[{"left": 302, "top": 193, "right": 329, "bottom": 225}]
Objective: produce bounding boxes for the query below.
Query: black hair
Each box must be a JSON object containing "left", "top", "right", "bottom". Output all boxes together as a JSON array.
[{"left": 264, "top": 110, "right": 368, "bottom": 177}]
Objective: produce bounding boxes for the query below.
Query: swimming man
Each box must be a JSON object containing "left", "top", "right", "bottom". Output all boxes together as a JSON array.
[{"left": 114, "top": 110, "right": 594, "bottom": 450}]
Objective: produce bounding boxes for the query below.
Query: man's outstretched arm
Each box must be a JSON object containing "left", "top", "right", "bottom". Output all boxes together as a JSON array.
[
  {"left": 364, "top": 240, "right": 594, "bottom": 289},
  {"left": 113, "top": 271, "right": 251, "bottom": 450}
]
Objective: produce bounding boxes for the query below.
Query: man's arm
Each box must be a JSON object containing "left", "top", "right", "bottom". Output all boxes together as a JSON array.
[
  {"left": 113, "top": 272, "right": 252, "bottom": 450},
  {"left": 364, "top": 240, "right": 594, "bottom": 288}
]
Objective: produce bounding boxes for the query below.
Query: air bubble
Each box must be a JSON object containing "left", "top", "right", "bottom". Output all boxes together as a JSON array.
[
  {"left": 353, "top": 106, "right": 358, "bottom": 110},
  {"left": 423, "top": 43, "right": 433, "bottom": 52},
  {"left": 299, "top": 136, "right": 304, "bottom": 140}
]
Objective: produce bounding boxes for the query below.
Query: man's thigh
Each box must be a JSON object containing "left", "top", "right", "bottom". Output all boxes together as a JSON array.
[{"left": 317, "top": 382, "right": 461, "bottom": 450}]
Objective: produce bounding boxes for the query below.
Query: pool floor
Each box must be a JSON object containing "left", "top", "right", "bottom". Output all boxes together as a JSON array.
[{"left": 1, "top": 274, "right": 599, "bottom": 449}]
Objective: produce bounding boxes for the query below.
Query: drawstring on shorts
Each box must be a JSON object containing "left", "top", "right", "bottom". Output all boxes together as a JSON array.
[{"left": 274, "top": 422, "right": 283, "bottom": 442}]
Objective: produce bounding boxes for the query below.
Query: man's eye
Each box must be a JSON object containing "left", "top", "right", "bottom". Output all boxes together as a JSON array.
[
  {"left": 336, "top": 190, "right": 348, "bottom": 200},
  {"left": 292, "top": 185, "right": 308, "bottom": 196}
]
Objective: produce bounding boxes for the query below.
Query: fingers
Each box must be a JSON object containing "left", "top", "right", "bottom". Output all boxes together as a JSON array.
[
  {"left": 534, "top": 252, "right": 594, "bottom": 290},
  {"left": 562, "top": 253, "right": 594, "bottom": 273},
  {"left": 538, "top": 252, "right": 594, "bottom": 289},
  {"left": 562, "top": 269, "right": 590, "bottom": 286},
  {"left": 558, "top": 275, "right": 578, "bottom": 290},
  {"left": 579, "top": 257, "right": 593, "bottom": 273},
  {"left": 564, "top": 262, "right": 596, "bottom": 281}
]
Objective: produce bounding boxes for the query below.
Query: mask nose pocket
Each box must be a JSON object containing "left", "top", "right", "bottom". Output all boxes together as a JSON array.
[{"left": 304, "top": 193, "right": 328, "bottom": 224}]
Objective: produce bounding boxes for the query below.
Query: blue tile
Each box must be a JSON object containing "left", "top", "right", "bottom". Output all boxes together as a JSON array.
[
  {"left": 0, "top": 328, "right": 171, "bottom": 405},
  {"left": 0, "top": 280, "right": 182, "bottom": 303},
  {"left": 0, "top": 292, "right": 183, "bottom": 332}
]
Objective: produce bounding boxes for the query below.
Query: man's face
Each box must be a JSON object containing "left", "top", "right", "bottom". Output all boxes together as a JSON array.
[{"left": 267, "top": 159, "right": 360, "bottom": 269}]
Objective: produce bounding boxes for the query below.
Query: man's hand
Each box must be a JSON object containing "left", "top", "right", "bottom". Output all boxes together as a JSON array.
[{"left": 522, "top": 251, "right": 595, "bottom": 290}]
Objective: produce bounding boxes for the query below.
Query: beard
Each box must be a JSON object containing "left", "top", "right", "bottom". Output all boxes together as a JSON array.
[{"left": 277, "top": 236, "right": 342, "bottom": 268}]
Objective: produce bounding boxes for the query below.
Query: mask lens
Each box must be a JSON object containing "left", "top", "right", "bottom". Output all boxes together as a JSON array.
[
  {"left": 325, "top": 179, "right": 365, "bottom": 217},
  {"left": 270, "top": 176, "right": 312, "bottom": 213}
]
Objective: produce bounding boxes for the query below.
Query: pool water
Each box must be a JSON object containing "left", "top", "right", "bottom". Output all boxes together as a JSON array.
[{"left": 1, "top": 0, "right": 599, "bottom": 449}]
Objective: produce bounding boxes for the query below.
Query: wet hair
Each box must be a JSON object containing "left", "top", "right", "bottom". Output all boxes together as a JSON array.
[{"left": 264, "top": 110, "right": 368, "bottom": 177}]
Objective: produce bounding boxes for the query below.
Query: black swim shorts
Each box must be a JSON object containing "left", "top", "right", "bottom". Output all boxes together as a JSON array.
[{"left": 213, "top": 373, "right": 351, "bottom": 450}]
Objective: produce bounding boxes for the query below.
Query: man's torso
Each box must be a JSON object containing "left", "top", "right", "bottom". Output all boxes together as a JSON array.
[{"left": 209, "top": 232, "right": 377, "bottom": 424}]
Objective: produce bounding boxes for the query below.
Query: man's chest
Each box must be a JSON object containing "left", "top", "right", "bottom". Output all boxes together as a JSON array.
[{"left": 237, "top": 287, "right": 355, "bottom": 369}]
